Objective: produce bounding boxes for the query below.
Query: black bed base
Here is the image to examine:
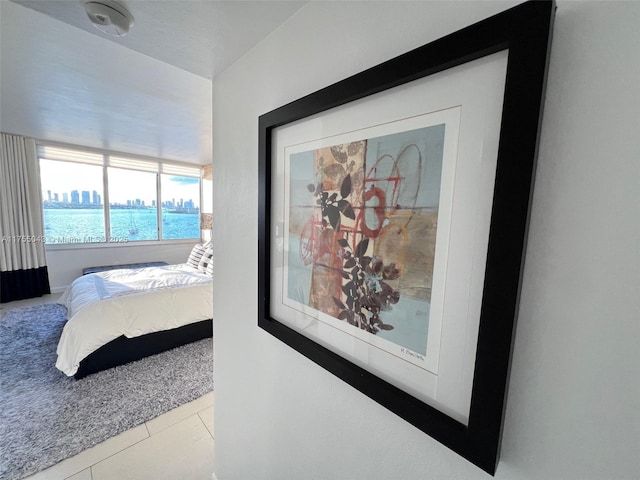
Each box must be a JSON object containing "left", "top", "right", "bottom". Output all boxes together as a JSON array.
[{"left": 74, "top": 319, "right": 213, "bottom": 379}]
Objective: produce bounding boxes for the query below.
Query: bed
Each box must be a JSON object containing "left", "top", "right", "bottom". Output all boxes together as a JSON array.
[{"left": 56, "top": 249, "right": 213, "bottom": 379}]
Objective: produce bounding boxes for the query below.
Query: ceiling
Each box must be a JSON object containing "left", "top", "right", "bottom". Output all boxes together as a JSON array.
[
  {"left": 0, "top": 1, "right": 306, "bottom": 164},
  {"left": 11, "top": 0, "right": 306, "bottom": 80}
]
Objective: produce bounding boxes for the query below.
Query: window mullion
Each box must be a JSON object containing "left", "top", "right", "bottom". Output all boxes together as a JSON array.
[
  {"left": 199, "top": 167, "right": 204, "bottom": 241},
  {"left": 156, "top": 172, "right": 162, "bottom": 240},
  {"left": 103, "top": 158, "right": 110, "bottom": 242}
]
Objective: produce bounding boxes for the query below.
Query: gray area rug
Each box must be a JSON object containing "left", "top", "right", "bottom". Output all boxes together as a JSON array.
[{"left": 0, "top": 303, "right": 213, "bottom": 480}]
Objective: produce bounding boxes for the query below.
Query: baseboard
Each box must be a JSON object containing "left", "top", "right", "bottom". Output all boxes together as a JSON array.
[{"left": 51, "top": 286, "right": 67, "bottom": 294}]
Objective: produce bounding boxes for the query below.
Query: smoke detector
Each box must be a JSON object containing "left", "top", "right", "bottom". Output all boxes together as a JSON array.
[{"left": 84, "top": 1, "right": 134, "bottom": 37}]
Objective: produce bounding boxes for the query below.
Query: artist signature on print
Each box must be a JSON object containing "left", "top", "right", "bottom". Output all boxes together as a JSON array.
[{"left": 400, "top": 347, "right": 425, "bottom": 361}]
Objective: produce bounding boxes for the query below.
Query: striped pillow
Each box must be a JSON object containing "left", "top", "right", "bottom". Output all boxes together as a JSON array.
[
  {"left": 187, "top": 243, "right": 206, "bottom": 269},
  {"left": 205, "top": 255, "right": 214, "bottom": 277},
  {"left": 198, "top": 247, "right": 214, "bottom": 274}
]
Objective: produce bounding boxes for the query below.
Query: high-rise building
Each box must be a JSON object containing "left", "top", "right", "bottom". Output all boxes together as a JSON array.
[
  {"left": 63, "top": 192, "right": 69, "bottom": 203},
  {"left": 81, "top": 191, "right": 90, "bottom": 204},
  {"left": 92, "top": 190, "right": 100, "bottom": 205},
  {"left": 53, "top": 193, "right": 59, "bottom": 202},
  {"left": 47, "top": 190, "right": 52, "bottom": 201},
  {"left": 71, "top": 190, "right": 79, "bottom": 205}
]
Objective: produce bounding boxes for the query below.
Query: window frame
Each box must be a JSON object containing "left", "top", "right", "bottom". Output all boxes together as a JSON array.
[{"left": 38, "top": 141, "right": 203, "bottom": 249}]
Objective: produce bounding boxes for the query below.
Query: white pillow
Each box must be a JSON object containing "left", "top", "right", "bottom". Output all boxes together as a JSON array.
[
  {"left": 187, "top": 243, "right": 206, "bottom": 269},
  {"left": 198, "top": 246, "right": 214, "bottom": 274}
]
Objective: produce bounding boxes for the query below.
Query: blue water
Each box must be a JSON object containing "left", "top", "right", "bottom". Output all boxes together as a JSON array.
[{"left": 43, "top": 208, "right": 199, "bottom": 243}]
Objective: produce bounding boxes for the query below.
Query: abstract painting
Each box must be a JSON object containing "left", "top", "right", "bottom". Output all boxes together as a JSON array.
[{"left": 285, "top": 125, "right": 445, "bottom": 357}]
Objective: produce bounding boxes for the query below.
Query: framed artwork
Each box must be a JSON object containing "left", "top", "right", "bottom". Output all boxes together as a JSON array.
[{"left": 258, "top": 1, "right": 554, "bottom": 474}]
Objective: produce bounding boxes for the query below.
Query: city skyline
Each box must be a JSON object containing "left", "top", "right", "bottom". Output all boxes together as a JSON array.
[
  {"left": 43, "top": 188, "right": 198, "bottom": 212},
  {"left": 39, "top": 160, "right": 201, "bottom": 211}
]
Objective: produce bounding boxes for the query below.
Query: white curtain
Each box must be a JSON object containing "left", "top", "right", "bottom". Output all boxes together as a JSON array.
[{"left": 0, "top": 133, "right": 50, "bottom": 302}]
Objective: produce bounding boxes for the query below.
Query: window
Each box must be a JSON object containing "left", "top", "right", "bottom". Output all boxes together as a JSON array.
[
  {"left": 108, "top": 167, "right": 158, "bottom": 241},
  {"left": 38, "top": 144, "right": 201, "bottom": 245},
  {"left": 40, "top": 159, "right": 106, "bottom": 244},
  {"left": 161, "top": 174, "right": 201, "bottom": 240}
]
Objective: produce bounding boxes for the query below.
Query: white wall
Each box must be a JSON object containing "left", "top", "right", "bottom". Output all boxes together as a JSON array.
[
  {"left": 46, "top": 242, "right": 194, "bottom": 292},
  {"left": 212, "top": 2, "right": 640, "bottom": 479}
]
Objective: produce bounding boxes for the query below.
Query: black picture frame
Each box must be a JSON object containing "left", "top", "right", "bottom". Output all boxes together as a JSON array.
[{"left": 258, "top": 1, "right": 554, "bottom": 475}]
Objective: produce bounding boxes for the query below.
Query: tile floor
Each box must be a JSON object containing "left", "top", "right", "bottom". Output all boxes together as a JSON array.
[{"left": 2, "top": 294, "right": 216, "bottom": 480}]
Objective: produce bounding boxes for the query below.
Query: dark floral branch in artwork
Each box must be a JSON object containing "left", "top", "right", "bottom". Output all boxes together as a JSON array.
[
  {"left": 308, "top": 173, "right": 401, "bottom": 334},
  {"left": 308, "top": 173, "right": 356, "bottom": 230},
  {"left": 333, "top": 237, "right": 400, "bottom": 333}
]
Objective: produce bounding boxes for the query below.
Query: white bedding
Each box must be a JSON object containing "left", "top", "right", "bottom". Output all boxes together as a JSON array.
[{"left": 56, "top": 263, "right": 213, "bottom": 376}]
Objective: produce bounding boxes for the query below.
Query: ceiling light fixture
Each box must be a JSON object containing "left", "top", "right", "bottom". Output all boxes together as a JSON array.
[{"left": 84, "top": 1, "right": 134, "bottom": 37}]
